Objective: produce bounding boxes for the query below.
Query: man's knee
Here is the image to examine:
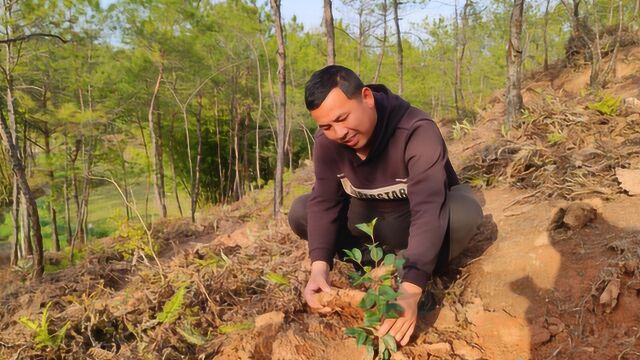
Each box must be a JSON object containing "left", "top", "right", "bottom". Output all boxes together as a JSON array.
[{"left": 288, "top": 193, "right": 311, "bottom": 240}]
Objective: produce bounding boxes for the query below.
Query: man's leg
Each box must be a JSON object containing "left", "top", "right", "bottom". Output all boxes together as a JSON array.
[
  {"left": 288, "top": 193, "right": 364, "bottom": 262},
  {"left": 448, "top": 184, "right": 484, "bottom": 260}
]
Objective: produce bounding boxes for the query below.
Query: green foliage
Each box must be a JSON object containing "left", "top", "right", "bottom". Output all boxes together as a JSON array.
[
  {"left": 344, "top": 218, "right": 405, "bottom": 360},
  {"left": 452, "top": 119, "right": 474, "bottom": 140},
  {"left": 114, "top": 219, "right": 156, "bottom": 261},
  {"left": 156, "top": 285, "right": 188, "bottom": 324},
  {"left": 177, "top": 322, "right": 208, "bottom": 345},
  {"left": 263, "top": 272, "right": 290, "bottom": 287},
  {"left": 19, "top": 302, "right": 70, "bottom": 350},
  {"left": 587, "top": 94, "right": 621, "bottom": 116},
  {"left": 546, "top": 132, "right": 565, "bottom": 145},
  {"left": 217, "top": 321, "right": 254, "bottom": 334}
]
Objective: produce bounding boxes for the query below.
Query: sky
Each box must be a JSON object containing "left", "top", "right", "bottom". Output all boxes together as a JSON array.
[{"left": 98, "top": 0, "right": 456, "bottom": 31}]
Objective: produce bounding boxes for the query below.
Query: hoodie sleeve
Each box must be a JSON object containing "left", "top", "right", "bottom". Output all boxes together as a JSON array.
[
  {"left": 307, "top": 136, "right": 348, "bottom": 269},
  {"left": 401, "top": 120, "right": 450, "bottom": 289}
]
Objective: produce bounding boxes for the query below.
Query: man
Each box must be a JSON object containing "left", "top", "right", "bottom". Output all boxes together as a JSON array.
[{"left": 288, "top": 65, "right": 483, "bottom": 346}]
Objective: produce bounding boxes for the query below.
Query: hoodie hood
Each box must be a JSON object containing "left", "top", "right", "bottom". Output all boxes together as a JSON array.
[{"left": 361, "top": 84, "right": 411, "bottom": 163}]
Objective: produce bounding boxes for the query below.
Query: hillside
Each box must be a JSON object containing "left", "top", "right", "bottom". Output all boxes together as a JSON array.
[{"left": 1, "top": 45, "right": 640, "bottom": 360}]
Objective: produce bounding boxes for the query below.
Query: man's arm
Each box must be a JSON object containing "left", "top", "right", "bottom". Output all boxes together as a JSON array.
[
  {"left": 307, "top": 136, "right": 348, "bottom": 269},
  {"left": 402, "top": 119, "right": 450, "bottom": 289},
  {"left": 304, "top": 136, "right": 347, "bottom": 310}
]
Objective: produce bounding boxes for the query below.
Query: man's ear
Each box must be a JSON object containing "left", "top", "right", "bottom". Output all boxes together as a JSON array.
[{"left": 361, "top": 87, "right": 375, "bottom": 108}]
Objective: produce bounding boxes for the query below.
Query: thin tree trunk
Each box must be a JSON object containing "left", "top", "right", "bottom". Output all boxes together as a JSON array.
[
  {"left": 20, "top": 113, "right": 32, "bottom": 257},
  {"left": 324, "top": 0, "right": 336, "bottom": 65},
  {"left": 135, "top": 117, "right": 151, "bottom": 223},
  {"left": 392, "top": 0, "right": 403, "bottom": 96},
  {"left": 214, "top": 96, "right": 224, "bottom": 203},
  {"left": 0, "top": 105, "right": 44, "bottom": 279},
  {"left": 543, "top": 0, "right": 550, "bottom": 71},
  {"left": 191, "top": 96, "right": 203, "bottom": 223},
  {"left": 10, "top": 178, "right": 20, "bottom": 265},
  {"left": 168, "top": 115, "right": 183, "bottom": 217},
  {"left": 505, "top": 0, "right": 525, "bottom": 128},
  {"left": 374, "top": 0, "right": 388, "bottom": 83},
  {"left": 44, "top": 127, "right": 60, "bottom": 251},
  {"left": 148, "top": 62, "right": 168, "bottom": 218},
  {"left": 602, "top": 0, "right": 623, "bottom": 81},
  {"left": 252, "top": 43, "right": 263, "bottom": 190},
  {"left": 270, "top": 0, "right": 286, "bottom": 217},
  {"left": 63, "top": 135, "right": 72, "bottom": 247}
]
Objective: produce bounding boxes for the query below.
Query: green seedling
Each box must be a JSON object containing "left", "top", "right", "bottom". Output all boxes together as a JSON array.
[
  {"left": 343, "top": 218, "right": 406, "bottom": 360},
  {"left": 19, "top": 302, "right": 70, "bottom": 350}
]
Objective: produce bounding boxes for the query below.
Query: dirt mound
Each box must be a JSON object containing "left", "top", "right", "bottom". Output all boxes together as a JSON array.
[{"left": 451, "top": 46, "right": 640, "bottom": 201}]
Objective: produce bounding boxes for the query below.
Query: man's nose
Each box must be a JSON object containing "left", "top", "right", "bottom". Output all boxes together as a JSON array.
[{"left": 334, "top": 125, "right": 348, "bottom": 140}]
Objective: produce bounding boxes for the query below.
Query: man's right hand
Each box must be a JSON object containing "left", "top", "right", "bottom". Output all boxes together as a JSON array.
[{"left": 303, "top": 261, "right": 332, "bottom": 312}]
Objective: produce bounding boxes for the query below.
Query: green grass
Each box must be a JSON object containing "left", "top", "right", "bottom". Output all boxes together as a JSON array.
[{"left": 0, "top": 181, "right": 190, "bottom": 256}]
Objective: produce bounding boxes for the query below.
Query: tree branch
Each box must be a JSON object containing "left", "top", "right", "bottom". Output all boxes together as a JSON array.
[{"left": 0, "top": 33, "right": 68, "bottom": 45}]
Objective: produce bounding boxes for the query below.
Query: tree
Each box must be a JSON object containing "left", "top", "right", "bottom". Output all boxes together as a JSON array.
[
  {"left": 505, "top": 0, "right": 525, "bottom": 129},
  {"left": 324, "top": 0, "right": 337, "bottom": 65},
  {"left": 270, "top": 0, "right": 286, "bottom": 217},
  {"left": 392, "top": 0, "right": 404, "bottom": 96}
]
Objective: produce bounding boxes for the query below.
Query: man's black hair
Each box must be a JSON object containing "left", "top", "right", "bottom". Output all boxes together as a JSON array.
[{"left": 304, "top": 65, "right": 364, "bottom": 111}]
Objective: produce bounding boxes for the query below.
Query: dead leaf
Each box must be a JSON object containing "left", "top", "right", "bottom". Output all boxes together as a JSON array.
[{"left": 599, "top": 278, "right": 621, "bottom": 312}]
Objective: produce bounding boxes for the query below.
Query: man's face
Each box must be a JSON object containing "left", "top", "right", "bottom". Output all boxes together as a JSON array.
[{"left": 310, "top": 86, "right": 377, "bottom": 151}]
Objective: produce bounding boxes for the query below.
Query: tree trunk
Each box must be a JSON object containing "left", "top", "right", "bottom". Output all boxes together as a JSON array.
[
  {"left": 148, "top": 62, "right": 167, "bottom": 218},
  {"left": 63, "top": 135, "right": 73, "bottom": 247},
  {"left": 392, "top": 0, "right": 403, "bottom": 96},
  {"left": 324, "top": 0, "right": 336, "bottom": 65},
  {"left": 454, "top": 0, "right": 470, "bottom": 118},
  {"left": 505, "top": 0, "right": 525, "bottom": 129},
  {"left": 252, "top": 43, "right": 263, "bottom": 190},
  {"left": 374, "top": 0, "right": 388, "bottom": 83},
  {"left": 270, "top": 0, "right": 286, "bottom": 218},
  {"left": 168, "top": 115, "right": 183, "bottom": 217},
  {"left": 43, "top": 121, "right": 60, "bottom": 252},
  {"left": 543, "top": 0, "right": 550, "bottom": 71},
  {"left": 214, "top": 96, "right": 224, "bottom": 203},
  {"left": 191, "top": 96, "right": 203, "bottom": 223},
  {"left": 0, "top": 106, "right": 44, "bottom": 279},
  {"left": 10, "top": 178, "right": 20, "bottom": 266}
]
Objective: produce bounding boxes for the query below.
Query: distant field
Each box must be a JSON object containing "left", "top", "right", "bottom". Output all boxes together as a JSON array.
[{"left": 0, "top": 181, "right": 190, "bottom": 251}]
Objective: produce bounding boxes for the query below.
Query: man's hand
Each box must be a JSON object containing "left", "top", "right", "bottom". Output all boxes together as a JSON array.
[
  {"left": 303, "top": 261, "right": 332, "bottom": 312},
  {"left": 377, "top": 281, "right": 422, "bottom": 346}
]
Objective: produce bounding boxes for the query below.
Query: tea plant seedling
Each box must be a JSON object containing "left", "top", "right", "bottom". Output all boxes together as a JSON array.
[{"left": 343, "top": 218, "right": 406, "bottom": 360}]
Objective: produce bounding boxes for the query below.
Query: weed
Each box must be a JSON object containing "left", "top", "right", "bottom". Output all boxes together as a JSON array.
[
  {"left": 343, "top": 218, "right": 405, "bottom": 360},
  {"left": 546, "top": 132, "right": 565, "bottom": 145},
  {"left": 19, "top": 302, "right": 70, "bottom": 350},
  {"left": 452, "top": 119, "right": 474, "bottom": 140},
  {"left": 156, "top": 285, "right": 188, "bottom": 324},
  {"left": 587, "top": 94, "right": 621, "bottom": 116}
]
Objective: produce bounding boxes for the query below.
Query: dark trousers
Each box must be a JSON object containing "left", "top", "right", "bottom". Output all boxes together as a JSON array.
[{"left": 288, "top": 184, "right": 484, "bottom": 271}]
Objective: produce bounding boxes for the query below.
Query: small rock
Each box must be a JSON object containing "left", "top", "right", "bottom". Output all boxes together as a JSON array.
[
  {"left": 563, "top": 202, "right": 597, "bottom": 229},
  {"left": 623, "top": 97, "right": 640, "bottom": 114},
  {"left": 254, "top": 311, "right": 285, "bottom": 333},
  {"left": 433, "top": 307, "right": 458, "bottom": 332},
  {"left": 452, "top": 339, "right": 483, "bottom": 360},
  {"left": 425, "top": 342, "right": 452, "bottom": 358},
  {"left": 215, "top": 227, "right": 253, "bottom": 248},
  {"left": 545, "top": 317, "right": 565, "bottom": 336},
  {"left": 616, "top": 168, "right": 640, "bottom": 196},
  {"left": 599, "top": 278, "right": 621, "bottom": 313},
  {"left": 623, "top": 260, "right": 639, "bottom": 274},
  {"left": 531, "top": 327, "right": 552, "bottom": 345}
]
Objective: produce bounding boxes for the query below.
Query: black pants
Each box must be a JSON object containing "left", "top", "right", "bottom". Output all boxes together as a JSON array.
[{"left": 288, "top": 184, "right": 483, "bottom": 272}]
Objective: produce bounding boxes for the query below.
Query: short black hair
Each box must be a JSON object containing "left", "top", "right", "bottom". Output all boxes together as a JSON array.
[{"left": 304, "top": 65, "right": 364, "bottom": 111}]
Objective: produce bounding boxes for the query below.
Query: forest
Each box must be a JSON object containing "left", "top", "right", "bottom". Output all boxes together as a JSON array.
[{"left": 1, "top": 0, "right": 640, "bottom": 358}]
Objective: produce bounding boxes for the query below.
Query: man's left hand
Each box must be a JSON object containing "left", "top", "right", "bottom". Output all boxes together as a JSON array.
[{"left": 376, "top": 281, "right": 422, "bottom": 346}]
